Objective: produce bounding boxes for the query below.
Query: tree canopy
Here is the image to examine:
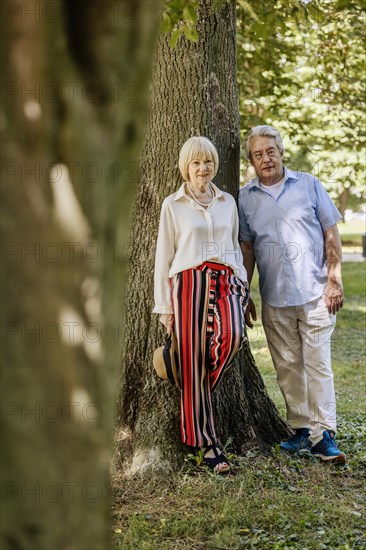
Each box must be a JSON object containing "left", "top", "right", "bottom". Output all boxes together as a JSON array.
[
  {"left": 237, "top": 0, "right": 365, "bottom": 211},
  {"left": 163, "top": 0, "right": 365, "bottom": 211}
]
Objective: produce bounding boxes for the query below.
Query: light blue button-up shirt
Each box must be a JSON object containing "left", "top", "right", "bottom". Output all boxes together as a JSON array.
[{"left": 238, "top": 168, "right": 342, "bottom": 307}]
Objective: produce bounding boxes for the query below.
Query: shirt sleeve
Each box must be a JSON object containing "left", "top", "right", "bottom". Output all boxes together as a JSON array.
[
  {"left": 231, "top": 199, "right": 248, "bottom": 283},
  {"left": 153, "top": 199, "right": 175, "bottom": 314},
  {"left": 238, "top": 189, "right": 251, "bottom": 241},
  {"left": 313, "top": 178, "right": 342, "bottom": 230}
]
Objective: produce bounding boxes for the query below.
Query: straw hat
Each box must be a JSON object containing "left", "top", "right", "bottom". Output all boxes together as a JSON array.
[{"left": 153, "top": 332, "right": 181, "bottom": 389}]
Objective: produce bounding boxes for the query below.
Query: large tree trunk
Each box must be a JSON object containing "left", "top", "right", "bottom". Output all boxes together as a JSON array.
[
  {"left": 1, "top": 1, "right": 162, "bottom": 548},
  {"left": 116, "top": 0, "right": 289, "bottom": 476}
]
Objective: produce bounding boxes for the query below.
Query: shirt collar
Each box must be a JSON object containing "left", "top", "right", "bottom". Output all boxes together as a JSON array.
[
  {"left": 174, "top": 181, "right": 225, "bottom": 201},
  {"left": 246, "top": 166, "right": 299, "bottom": 190}
]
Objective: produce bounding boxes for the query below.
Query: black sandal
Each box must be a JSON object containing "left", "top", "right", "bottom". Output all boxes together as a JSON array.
[{"left": 203, "top": 444, "right": 230, "bottom": 473}]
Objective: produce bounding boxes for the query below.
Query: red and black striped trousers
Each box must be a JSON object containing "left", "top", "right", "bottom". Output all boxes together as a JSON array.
[{"left": 172, "top": 261, "right": 248, "bottom": 448}]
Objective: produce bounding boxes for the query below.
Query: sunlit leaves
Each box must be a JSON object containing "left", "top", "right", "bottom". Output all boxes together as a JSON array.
[
  {"left": 170, "top": 28, "right": 183, "bottom": 48},
  {"left": 183, "top": 4, "right": 198, "bottom": 24},
  {"left": 237, "top": 0, "right": 365, "bottom": 203},
  {"left": 160, "top": 0, "right": 199, "bottom": 48},
  {"left": 237, "top": 0, "right": 258, "bottom": 21},
  {"left": 159, "top": 0, "right": 364, "bottom": 204}
]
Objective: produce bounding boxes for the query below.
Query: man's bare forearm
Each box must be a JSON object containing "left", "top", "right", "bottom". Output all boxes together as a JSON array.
[
  {"left": 323, "top": 224, "right": 344, "bottom": 313},
  {"left": 324, "top": 224, "right": 342, "bottom": 282}
]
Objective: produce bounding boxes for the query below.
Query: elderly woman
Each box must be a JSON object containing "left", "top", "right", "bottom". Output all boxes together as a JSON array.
[{"left": 153, "top": 136, "right": 248, "bottom": 473}]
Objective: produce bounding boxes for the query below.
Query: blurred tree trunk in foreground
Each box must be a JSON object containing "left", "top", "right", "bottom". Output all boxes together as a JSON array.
[
  {"left": 1, "top": 1, "right": 162, "bottom": 548},
  {"left": 116, "top": 0, "right": 289, "bottom": 476}
]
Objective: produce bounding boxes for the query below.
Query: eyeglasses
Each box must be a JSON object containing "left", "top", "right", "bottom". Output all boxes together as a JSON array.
[{"left": 252, "top": 150, "right": 278, "bottom": 161}]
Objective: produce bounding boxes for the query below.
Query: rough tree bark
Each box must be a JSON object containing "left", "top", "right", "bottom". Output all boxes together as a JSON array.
[
  {"left": 116, "top": 0, "right": 289, "bottom": 476},
  {"left": 1, "top": 1, "right": 162, "bottom": 549}
]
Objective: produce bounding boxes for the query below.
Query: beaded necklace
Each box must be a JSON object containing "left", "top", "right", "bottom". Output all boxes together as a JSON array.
[{"left": 187, "top": 182, "right": 215, "bottom": 208}]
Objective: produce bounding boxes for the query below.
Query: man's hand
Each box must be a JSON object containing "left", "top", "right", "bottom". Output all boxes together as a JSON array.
[
  {"left": 245, "top": 297, "right": 257, "bottom": 329},
  {"left": 324, "top": 279, "right": 344, "bottom": 315},
  {"left": 159, "top": 313, "right": 175, "bottom": 335}
]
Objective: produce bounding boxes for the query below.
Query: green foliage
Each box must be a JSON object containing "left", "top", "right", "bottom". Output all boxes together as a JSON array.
[
  {"left": 237, "top": 0, "right": 365, "bottom": 206},
  {"left": 237, "top": 0, "right": 258, "bottom": 21},
  {"left": 160, "top": 0, "right": 199, "bottom": 47},
  {"left": 159, "top": 1, "right": 364, "bottom": 207}
]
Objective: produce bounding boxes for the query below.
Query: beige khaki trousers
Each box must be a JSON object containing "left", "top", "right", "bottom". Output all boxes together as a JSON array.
[{"left": 261, "top": 295, "right": 337, "bottom": 445}]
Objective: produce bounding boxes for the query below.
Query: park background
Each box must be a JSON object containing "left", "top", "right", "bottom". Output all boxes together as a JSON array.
[{"left": 1, "top": 0, "right": 365, "bottom": 549}]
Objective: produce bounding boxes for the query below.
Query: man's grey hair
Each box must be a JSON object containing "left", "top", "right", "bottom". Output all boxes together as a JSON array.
[{"left": 245, "top": 125, "right": 285, "bottom": 160}]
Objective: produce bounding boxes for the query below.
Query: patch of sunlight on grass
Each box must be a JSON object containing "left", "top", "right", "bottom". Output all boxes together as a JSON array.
[
  {"left": 338, "top": 220, "right": 365, "bottom": 235},
  {"left": 343, "top": 302, "right": 366, "bottom": 313}
]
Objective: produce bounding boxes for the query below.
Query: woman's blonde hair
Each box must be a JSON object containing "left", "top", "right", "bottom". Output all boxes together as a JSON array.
[{"left": 178, "top": 136, "right": 219, "bottom": 182}]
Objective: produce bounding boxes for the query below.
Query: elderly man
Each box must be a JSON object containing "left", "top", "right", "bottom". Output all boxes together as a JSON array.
[{"left": 239, "top": 125, "right": 346, "bottom": 463}]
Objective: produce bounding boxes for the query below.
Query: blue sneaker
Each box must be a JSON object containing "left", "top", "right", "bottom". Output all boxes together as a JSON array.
[
  {"left": 280, "top": 428, "right": 311, "bottom": 454},
  {"left": 311, "top": 430, "right": 346, "bottom": 464}
]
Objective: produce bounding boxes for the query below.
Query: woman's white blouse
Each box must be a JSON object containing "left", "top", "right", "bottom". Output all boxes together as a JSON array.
[{"left": 153, "top": 182, "right": 248, "bottom": 314}]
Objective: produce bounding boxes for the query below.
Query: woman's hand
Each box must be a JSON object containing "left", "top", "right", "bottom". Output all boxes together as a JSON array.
[{"left": 159, "top": 314, "right": 175, "bottom": 335}]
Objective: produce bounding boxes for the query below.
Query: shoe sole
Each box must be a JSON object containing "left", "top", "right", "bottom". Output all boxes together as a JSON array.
[{"left": 312, "top": 452, "right": 347, "bottom": 464}]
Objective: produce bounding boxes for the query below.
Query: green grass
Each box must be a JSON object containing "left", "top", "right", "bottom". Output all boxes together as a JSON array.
[
  {"left": 339, "top": 220, "right": 365, "bottom": 254},
  {"left": 113, "top": 262, "right": 366, "bottom": 550},
  {"left": 338, "top": 219, "right": 365, "bottom": 236}
]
